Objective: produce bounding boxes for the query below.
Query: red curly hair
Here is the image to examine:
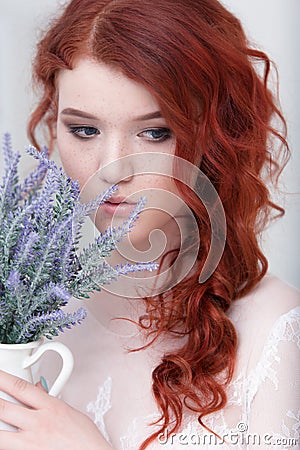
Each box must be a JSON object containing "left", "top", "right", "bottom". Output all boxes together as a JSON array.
[{"left": 28, "top": 0, "right": 289, "bottom": 448}]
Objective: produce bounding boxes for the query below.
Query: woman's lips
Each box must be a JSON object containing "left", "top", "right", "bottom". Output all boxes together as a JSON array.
[
  {"left": 107, "top": 196, "right": 128, "bottom": 204},
  {"left": 100, "top": 200, "right": 137, "bottom": 216}
]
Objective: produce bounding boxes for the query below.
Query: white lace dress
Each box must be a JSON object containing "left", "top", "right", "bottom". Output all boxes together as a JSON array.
[{"left": 39, "top": 273, "right": 300, "bottom": 449}]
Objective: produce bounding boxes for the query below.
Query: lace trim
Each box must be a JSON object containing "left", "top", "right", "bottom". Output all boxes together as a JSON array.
[
  {"left": 246, "top": 306, "right": 300, "bottom": 407},
  {"left": 87, "top": 307, "right": 300, "bottom": 449},
  {"left": 86, "top": 376, "right": 112, "bottom": 444}
]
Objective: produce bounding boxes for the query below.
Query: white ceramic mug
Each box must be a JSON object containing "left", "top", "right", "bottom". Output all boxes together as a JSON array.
[{"left": 0, "top": 339, "right": 74, "bottom": 431}]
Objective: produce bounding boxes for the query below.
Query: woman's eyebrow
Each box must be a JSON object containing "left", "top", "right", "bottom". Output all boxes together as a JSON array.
[
  {"left": 133, "top": 111, "right": 163, "bottom": 121},
  {"left": 60, "top": 108, "right": 97, "bottom": 119},
  {"left": 60, "top": 108, "right": 163, "bottom": 121}
]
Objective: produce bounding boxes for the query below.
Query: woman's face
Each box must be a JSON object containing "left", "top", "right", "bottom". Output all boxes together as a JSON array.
[{"left": 56, "top": 57, "right": 184, "bottom": 255}]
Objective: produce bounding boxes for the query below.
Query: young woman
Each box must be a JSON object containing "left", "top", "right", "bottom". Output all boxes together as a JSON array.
[{"left": 0, "top": 0, "right": 299, "bottom": 449}]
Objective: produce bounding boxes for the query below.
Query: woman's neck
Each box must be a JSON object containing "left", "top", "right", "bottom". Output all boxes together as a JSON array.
[{"left": 82, "top": 213, "right": 191, "bottom": 336}]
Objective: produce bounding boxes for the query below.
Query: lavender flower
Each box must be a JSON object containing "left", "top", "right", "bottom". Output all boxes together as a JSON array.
[
  {"left": 0, "top": 134, "right": 158, "bottom": 344},
  {"left": 17, "top": 307, "right": 88, "bottom": 342}
]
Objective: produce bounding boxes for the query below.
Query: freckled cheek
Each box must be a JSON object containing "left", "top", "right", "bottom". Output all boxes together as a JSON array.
[
  {"left": 66, "top": 163, "right": 99, "bottom": 191},
  {"left": 56, "top": 153, "right": 89, "bottom": 194},
  {"left": 57, "top": 143, "right": 99, "bottom": 188},
  {"left": 133, "top": 175, "right": 182, "bottom": 219},
  {"left": 138, "top": 175, "right": 180, "bottom": 198}
]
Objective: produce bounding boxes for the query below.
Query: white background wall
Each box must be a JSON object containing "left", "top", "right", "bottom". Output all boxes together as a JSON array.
[{"left": 0, "top": 0, "right": 299, "bottom": 289}]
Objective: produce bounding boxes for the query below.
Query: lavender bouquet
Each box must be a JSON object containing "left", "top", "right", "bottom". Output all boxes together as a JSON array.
[{"left": 0, "top": 134, "right": 157, "bottom": 344}]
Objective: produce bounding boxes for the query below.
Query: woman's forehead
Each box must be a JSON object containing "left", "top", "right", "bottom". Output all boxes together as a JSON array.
[{"left": 56, "top": 58, "right": 164, "bottom": 121}]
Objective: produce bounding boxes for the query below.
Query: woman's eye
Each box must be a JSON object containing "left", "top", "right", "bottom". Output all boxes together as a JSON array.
[
  {"left": 68, "top": 126, "right": 100, "bottom": 139},
  {"left": 138, "top": 128, "right": 172, "bottom": 142}
]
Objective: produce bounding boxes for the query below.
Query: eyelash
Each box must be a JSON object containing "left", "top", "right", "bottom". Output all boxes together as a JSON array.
[
  {"left": 68, "top": 126, "right": 100, "bottom": 139},
  {"left": 67, "top": 126, "right": 172, "bottom": 142},
  {"left": 138, "top": 128, "right": 172, "bottom": 142}
]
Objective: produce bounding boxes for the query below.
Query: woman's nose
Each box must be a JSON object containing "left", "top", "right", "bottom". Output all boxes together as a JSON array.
[{"left": 97, "top": 137, "right": 135, "bottom": 185}]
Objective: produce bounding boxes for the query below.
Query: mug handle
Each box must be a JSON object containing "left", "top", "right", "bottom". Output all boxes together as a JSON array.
[{"left": 23, "top": 341, "right": 74, "bottom": 397}]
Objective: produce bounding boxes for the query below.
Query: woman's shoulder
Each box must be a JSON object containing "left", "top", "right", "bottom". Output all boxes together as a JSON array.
[
  {"left": 230, "top": 272, "right": 300, "bottom": 324},
  {"left": 251, "top": 272, "right": 299, "bottom": 303},
  {"left": 253, "top": 273, "right": 299, "bottom": 324},
  {"left": 228, "top": 273, "right": 300, "bottom": 367}
]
